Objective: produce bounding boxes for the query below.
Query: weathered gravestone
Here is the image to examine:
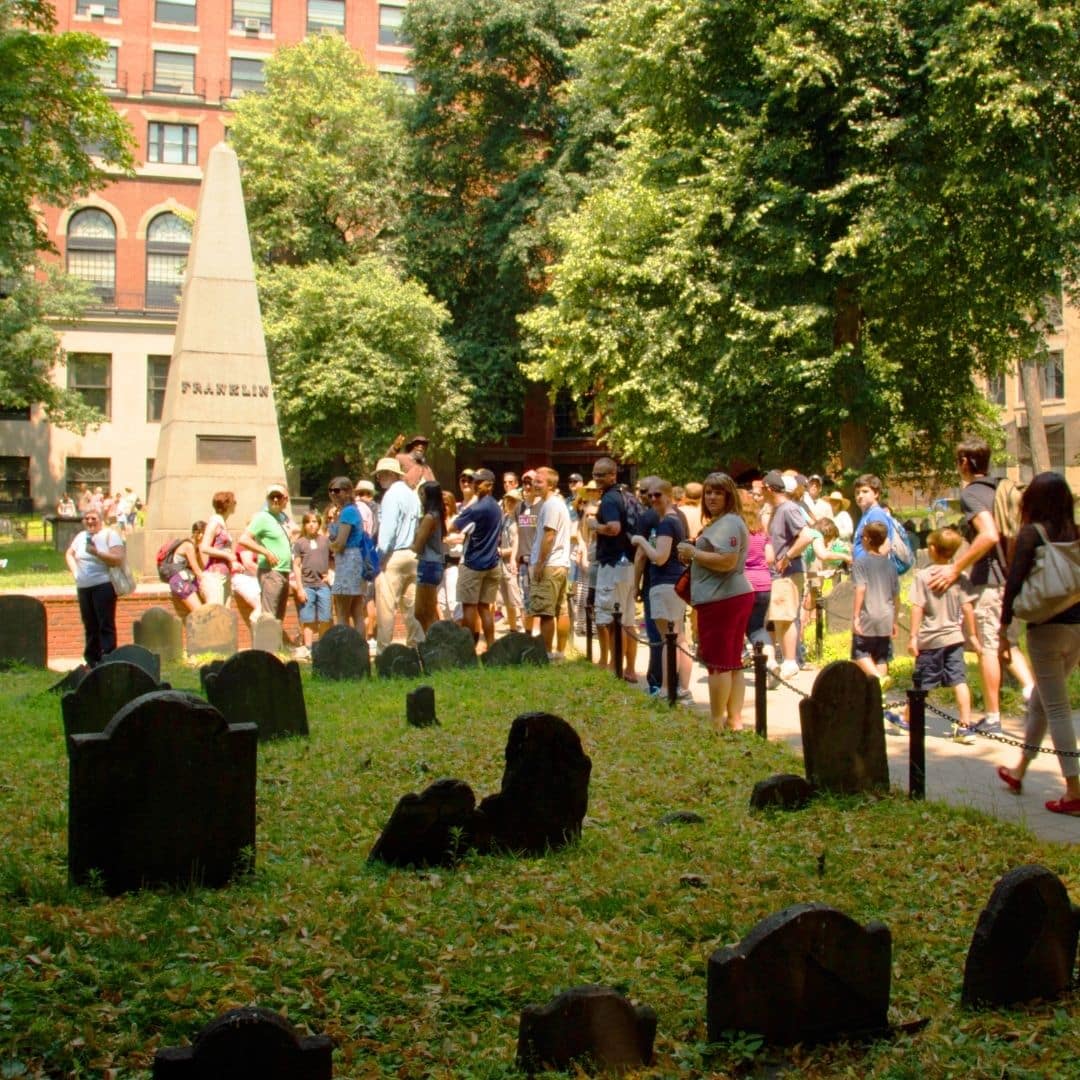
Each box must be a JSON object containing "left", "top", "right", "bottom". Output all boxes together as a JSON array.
[
  {"left": 203, "top": 650, "right": 308, "bottom": 741},
  {"left": 749, "top": 773, "right": 814, "bottom": 812},
  {"left": 61, "top": 661, "right": 166, "bottom": 737},
  {"left": 471, "top": 713, "right": 592, "bottom": 855},
  {"left": 199, "top": 659, "right": 226, "bottom": 694},
  {"left": 133, "top": 606, "right": 184, "bottom": 663},
  {"left": 49, "top": 664, "right": 89, "bottom": 695},
  {"left": 153, "top": 1006, "right": 333, "bottom": 1078},
  {"left": 312, "top": 625, "right": 369, "bottom": 680},
  {"left": 822, "top": 579, "right": 855, "bottom": 635},
  {"left": 517, "top": 985, "right": 657, "bottom": 1075},
  {"left": 68, "top": 690, "right": 256, "bottom": 894},
  {"left": 99, "top": 643, "right": 162, "bottom": 684},
  {"left": 368, "top": 778, "right": 476, "bottom": 868},
  {"left": 0, "top": 594, "right": 47, "bottom": 668},
  {"left": 185, "top": 604, "right": 238, "bottom": 658},
  {"left": 483, "top": 631, "right": 550, "bottom": 668},
  {"left": 962, "top": 865, "right": 1080, "bottom": 1007},
  {"left": 376, "top": 643, "right": 422, "bottom": 679},
  {"left": 406, "top": 685, "right": 438, "bottom": 728},
  {"left": 418, "top": 619, "right": 478, "bottom": 672},
  {"left": 251, "top": 613, "right": 283, "bottom": 654},
  {"left": 798, "top": 662, "right": 889, "bottom": 794},
  {"left": 708, "top": 903, "right": 892, "bottom": 1045}
]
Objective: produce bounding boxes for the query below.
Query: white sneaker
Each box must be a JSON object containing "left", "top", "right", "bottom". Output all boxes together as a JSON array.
[
  {"left": 292, "top": 645, "right": 311, "bottom": 660},
  {"left": 779, "top": 660, "right": 800, "bottom": 681},
  {"left": 547, "top": 650, "right": 565, "bottom": 662}
]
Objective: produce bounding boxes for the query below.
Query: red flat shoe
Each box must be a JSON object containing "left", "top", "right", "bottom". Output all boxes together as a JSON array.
[
  {"left": 997, "top": 765, "right": 1022, "bottom": 794},
  {"left": 1045, "top": 796, "right": 1080, "bottom": 816}
]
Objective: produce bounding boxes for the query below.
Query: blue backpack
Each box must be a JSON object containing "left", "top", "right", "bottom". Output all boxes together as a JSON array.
[
  {"left": 357, "top": 528, "right": 380, "bottom": 581},
  {"left": 887, "top": 515, "right": 915, "bottom": 575}
]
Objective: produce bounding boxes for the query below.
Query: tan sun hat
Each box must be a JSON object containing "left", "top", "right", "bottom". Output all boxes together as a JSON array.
[
  {"left": 828, "top": 490, "right": 851, "bottom": 510},
  {"left": 374, "top": 457, "right": 405, "bottom": 477}
]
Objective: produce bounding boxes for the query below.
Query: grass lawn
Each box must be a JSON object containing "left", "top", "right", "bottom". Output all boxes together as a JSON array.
[
  {"left": 0, "top": 661, "right": 1077, "bottom": 1078},
  {"left": 0, "top": 539, "right": 70, "bottom": 588}
]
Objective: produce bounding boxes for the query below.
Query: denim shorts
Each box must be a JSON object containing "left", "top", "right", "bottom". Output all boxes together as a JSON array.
[
  {"left": 298, "top": 583, "right": 331, "bottom": 624},
  {"left": 417, "top": 558, "right": 445, "bottom": 587}
]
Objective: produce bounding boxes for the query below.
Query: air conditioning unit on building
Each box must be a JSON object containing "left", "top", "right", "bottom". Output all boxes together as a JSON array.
[
  {"left": 244, "top": 17, "right": 262, "bottom": 32},
  {"left": 87, "top": 3, "right": 106, "bottom": 16}
]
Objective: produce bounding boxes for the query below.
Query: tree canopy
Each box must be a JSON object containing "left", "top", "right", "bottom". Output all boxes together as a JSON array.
[{"left": 523, "top": 0, "right": 1080, "bottom": 478}]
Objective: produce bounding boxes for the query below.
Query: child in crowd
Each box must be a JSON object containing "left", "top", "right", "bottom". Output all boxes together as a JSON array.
[
  {"left": 292, "top": 511, "right": 331, "bottom": 658},
  {"left": 851, "top": 520, "right": 899, "bottom": 690}
]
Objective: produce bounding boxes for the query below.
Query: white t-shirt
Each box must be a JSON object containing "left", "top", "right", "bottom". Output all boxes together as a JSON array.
[
  {"left": 69, "top": 528, "right": 123, "bottom": 589},
  {"left": 531, "top": 494, "right": 572, "bottom": 570}
]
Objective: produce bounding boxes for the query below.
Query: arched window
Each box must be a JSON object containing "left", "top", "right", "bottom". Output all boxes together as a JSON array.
[
  {"left": 145, "top": 211, "right": 191, "bottom": 309},
  {"left": 66, "top": 208, "right": 116, "bottom": 304}
]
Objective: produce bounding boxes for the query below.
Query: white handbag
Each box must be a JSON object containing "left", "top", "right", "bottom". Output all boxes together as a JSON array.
[
  {"left": 108, "top": 554, "right": 137, "bottom": 597},
  {"left": 1013, "top": 524, "right": 1080, "bottom": 624}
]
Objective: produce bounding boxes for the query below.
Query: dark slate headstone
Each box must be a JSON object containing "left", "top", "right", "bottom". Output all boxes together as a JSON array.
[
  {"left": 185, "top": 605, "right": 238, "bottom": 658},
  {"left": 417, "top": 619, "right": 478, "bottom": 672},
  {"left": 406, "top": 685, "right": 438, "bottom": 728},
  {"left": 251, "top": 614, "right": 284, "bottom": 654},
  {"left": 517, "top": 985, "right": 656, "bottom": 1075},
  {"left": 962, "top": 864, "right": 1080, "bottom": 1007},
  {"left": 204, "top": 650, "right": 308, "bottom": 741},
  {"left": 708, "top": 903, "right": 892, "bottom": 1045},
  {"left": 822, "top": 579, "right": 855, "bottom": 635},
  {"left": 133, "top": 606, "right": 184, "bottom": 663},
  {"left": 749, "top": 773, "right": 814, "bottom": 812},
  {"left": 99, "top": 643, "right": 162, "bottom": 684},
  {"left": 198, "top": 659, "right": 226, "bottom": 694},
  {"left": 471, "top": 713, "right": 592, "bottom": 855},
  {"left": 67, "top": 690, "right": 256, "bottom": 894},
  {"left": 0, "top": 594, "right": 47, "bottom": 668},
  {"left": 483, "top": 631, "right": 550, "bottom": 668},
  {"left": 798, "top": 662, "right": 889, "bottom": 795},
  {"left": 312, "top": 625, "right": 369, "bottom": 680},
  {"left": 368, "top": 778, "right": 476, "bottom": 868},
  {"left": 48, "top": 664, "right": 89, "bottom": 695},
  {"left": 61, "top": 661, "right": 165, "bottom": 737},
  {"left": 375, "top": 643, "right": 423, "bottom": 679},
  {"left": 153, "top": 1007, "right": 333, "bottom": 1078}
]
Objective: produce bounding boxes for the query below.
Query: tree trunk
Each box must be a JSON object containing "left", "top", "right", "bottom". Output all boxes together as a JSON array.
[{"left": 1019, "top": 360, "right": 1050, "bottom": 475}]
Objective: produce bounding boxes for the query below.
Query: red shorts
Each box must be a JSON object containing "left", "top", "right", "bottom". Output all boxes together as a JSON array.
[{"left": 696, "top": 592, "right": 755, "bottom": 674}]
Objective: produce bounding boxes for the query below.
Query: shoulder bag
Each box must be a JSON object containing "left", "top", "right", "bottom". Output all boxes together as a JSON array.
[{"left": 1013, "top": 524, "right": 1080, "bottom": 624}]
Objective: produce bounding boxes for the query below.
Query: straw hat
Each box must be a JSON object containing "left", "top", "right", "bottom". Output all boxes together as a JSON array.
[{"left": 828, "top": 490, "right": 850, "bottom": 510}]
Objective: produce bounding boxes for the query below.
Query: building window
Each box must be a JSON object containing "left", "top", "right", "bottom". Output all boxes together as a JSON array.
[
  {"left": 66, "top": 457, "right": 111, "bottom": 497},
  {"left": 66, "top": 208, "right": 116, "bottom": 304},
  {"left": 230, "top": 56, "right": 265, "bottom": 96},
  {"left": 383, "top": 69, "right": 416, "bottom": 93},
  {"left": 1018, "top": 351, "right": 1065, "bottom": 404},
  {"left": 67, "top": 353, "right": 111, "bottom": 419},
  {"left": 1018, "top": 423, "right": 1066, "bottom": 481},
  {"left": 147, "top": 355, "right": 170, "bottom": 421},
  {"left": 0, "top": 404, "right": 31, "bottom": 421},
  {"left": 146, "top": 459, "right": 156, "bottom": 497},
  {"left": 148, "top": 121, "right": 198, "bottom": 165},
  {"left": 1043, "top": 292, "right": 1064, "bottom": 332},
  {"left": 554, "top": 388, "right": 594, "bottom": 439},
  {"left": 76, "top": 0, "right": 119, "bottom": 14},
  {"left": 0, "top": 458, "right": 31, "bottom": 506},
  {"left": 232, "top": 0, "right": 271, "bottom": 32},
  {"left": 308, "top": 0, "right": 345, "bottom": 33},
  {"left": 378, "top": 4, "right": 407, "bottom": 46},
  {"left": 91, "top": 46, "right": 119, "bottom": 88},
  {"left": 153, "top": 51, "right": 195, "bottom": 94},
  {"left": 986, "top": 372, "right": 1005, "bottom": 407},
  {"left": 156, "top": 0, "right": 195, "bottom": 24},
  {"left": 146, "top": 212, "right": 191, "bottom": 309}
]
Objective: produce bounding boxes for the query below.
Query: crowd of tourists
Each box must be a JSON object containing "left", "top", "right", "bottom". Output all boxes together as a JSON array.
[{"left": 57, "top": 484, "right": 142, "bottom": 534}]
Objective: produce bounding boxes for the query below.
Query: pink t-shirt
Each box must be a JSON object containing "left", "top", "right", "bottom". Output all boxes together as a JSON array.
[{"left": 744, "top": 530, "right": 772, "bottom": 593}]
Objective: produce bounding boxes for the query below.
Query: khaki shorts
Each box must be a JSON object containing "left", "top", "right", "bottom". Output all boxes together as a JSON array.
[
  {"left": 973, "top": 584, "right": 1020, "bottom": 650},
  {"left": 767, "top": 575, "right": 802, "bottom": 625},
  {"left": 457, "top": 564, "right": 501, "bottom": 606},
  {"left": 529, "top": 566, "right": 569, "bottom": 618},
  {"left": 649, "top": 583, "right": 687, "bottom": 625},
  {"left": 595, "top": 562, "right": 636, "bottom": 627}
]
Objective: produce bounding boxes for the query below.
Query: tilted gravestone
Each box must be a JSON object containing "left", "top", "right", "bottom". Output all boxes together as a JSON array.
[
  {"left": 368, "top": 778, "right": 476, "bottom": 868},
  {"left": 708, "top": 903, "right": 892, "bottom": 1045},
  {"left": 517, "top": 985, "right": 657, "bottom": 1075},
  {"left": 406, "top": 685, "right": 438, "bottom": 727},
  {"left": 49, "top": 664, "right": 89, "bottom": 695},
  {"left": 962, "top": 865, "right": 1080, "bottom": 1007},
  {"left": 203, "top": 650, "right": 308, "bottom": 741},
  {"left": 153, "top": 1007, "right": 333, "bottom": 1078},
  {"left": 0, "top": 594, "right": 47, "bottom": 668},
  {"left": 822, "top": 579, "right": 855, "bottom": 635},
  {"left": 251, "top": 614, "right": 283, "bottom": 654},
  {"left": 99, "top": 643, "right": 162, "bottom": 684},
  {"left": 133, "top": 606, "right": 184, "bottom": 663},
  {"left": 312, "top": 625, "right": 369, "bottom": 680},
  {"left": 375, "top": 643, "right": 423, "bottom": 679},
  {"left": 185, "top": 604, "right": 238, "bottom": 658},
  {"left": 418, "top": 619, "right": 478, "bottom": 673},
  {"left": 483, "top": 631, "right": 549, "bottom": 669},
  {"left": 749, "top": 773, "right": 814, "bottom": 812},
  {"left": 68, "top": 690, "right": 256, "bottom": 894},
  {"left": 798, "top": 662, "right": 889, "bottom": 795},
  {"left": 61, "top": 661, "right": 166, "bottom": 738}
]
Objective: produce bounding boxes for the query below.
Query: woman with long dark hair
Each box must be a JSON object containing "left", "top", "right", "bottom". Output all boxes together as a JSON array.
[
  {"left": 412, "top": 481, "right": 448, "bottom": 632},
  {"left": 996, "top": 472, "right": 1080, "bottom": 814}
]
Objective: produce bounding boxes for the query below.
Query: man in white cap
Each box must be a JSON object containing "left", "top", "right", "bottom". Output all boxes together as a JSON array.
[
  {"left": 237, "top": 483, "right": 294, "bottom": 620},
  {"left": 374, "top": 457, "right": 422, "bottom": 652}
]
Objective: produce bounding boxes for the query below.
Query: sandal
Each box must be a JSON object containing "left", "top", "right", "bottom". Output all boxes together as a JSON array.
[
  {"left": 1045, "top": 796, "right": 1080, "bottom": 816},
  {"left": 997, "top": 765, "right": 1022, "bottom": 794}
]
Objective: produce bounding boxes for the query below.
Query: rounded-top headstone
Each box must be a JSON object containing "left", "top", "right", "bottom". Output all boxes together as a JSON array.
[
  {"left": 100, "top": 643, "right": 162, "bottom": 683},
  {"left": 61, "top": 660, "right": 164, "bottom": 737},
  {"left": 376, "top": 643, "right": 423, "bottom": 679},
  {"left": 133, "top": 606, "right": 184, "bottom": 663},
  {"left": 483, "top": 631, "right": 550, "bottom": 668},
  {"left": 312, "top": 625, "right": 369, "bottom": 680},
  {"left": 418, "top": 619, "right": 477, "bottom": 672},
  {"left": 0, "top": 594, "right": 47, "bottom": 668}
]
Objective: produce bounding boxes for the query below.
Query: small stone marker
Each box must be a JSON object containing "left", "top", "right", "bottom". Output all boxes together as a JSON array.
[
  {"left": 312, "top": 625, "right": 369, "bottom": 680},
  {"left": 67, "top": 690, "right": 257, "bottom": 894},
  {"left": 961, "top": 864, "right": 1080, "bottom": 1007},
  {"left": 798, "top": 662, "right": 889, "bottom": 794},
  {"left": 99, "top": 643, "right": 162, "bottom": 684},
  {"left": 749, "top": 773, "right": 814, "bottom": 811},
  {"left": 153, "top": 1006, "right": 333, "bottom": 1078},
  {"left": 251, "top": 613, "right": 283, "bottom": 654},
  {"left": 517, "top": 985, "right": 657, "bottom": 1075},
  {"left": 822, "top": 579, "right": 855, "bottom": 634},
  {"left": 483, "top": 631, "right": 550, "bottom": 668},
  {"left": 406, "top": 685, "right": 438, "bottom": 728},
  {"left": 133, "top": 606, "right": 184, "bottom": 663},
  {"left": 417, "top": 619, "right": 478, "bottom": 672},
  {"left": 61, "top": 661, "right": 165, "bottom": 738},
  {"left": 368, "top": 778, "right": 476, "bottom": 868},
  {"left": 0, "top": 594, "right": 47, "bottom": 668},
  {"left": 708, "top": 903, "right": 891, "bottom": 1045},
  {"left": 376, "top": 643, "right": 423, "bottom": 679},
  {"left": 185, "top": 604, "right": 238, "bottom": 658},
  {"left": 204, "top": 650, "right": 308, "bottom": 741}
]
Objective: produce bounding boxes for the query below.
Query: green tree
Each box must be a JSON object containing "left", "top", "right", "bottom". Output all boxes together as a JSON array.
[{"left": 524, "top": 0, "right": 1080, "bottom": 479}]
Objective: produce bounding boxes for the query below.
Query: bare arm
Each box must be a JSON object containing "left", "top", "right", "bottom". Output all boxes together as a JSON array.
[
  {"left": 631, "top": 533, "right": 673, "bottom": 565},
  {"left": 927, "top": 510, "right": 996, "bottom": 592},
  {"left": 532, "top": 527, "right": 556, "bottom": 580},
  {"left": 411, "top": 513, "right": 435, "bottom": 556},
  {"left": 908, "top": 604, "right": 923, "bottom": 656}
]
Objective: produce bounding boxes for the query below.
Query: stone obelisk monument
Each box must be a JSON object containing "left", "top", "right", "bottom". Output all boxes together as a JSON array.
[{"left": 136, "top": 142, "right": 287, "bottom": 573}]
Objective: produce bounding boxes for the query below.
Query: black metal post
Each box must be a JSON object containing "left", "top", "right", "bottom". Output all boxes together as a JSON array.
[
  {"left": 666, "top": 629, "right": 678, "bottom": 707},
  {"left": 814, "top": 587, "right": 824, "bottom": 662},
  {"left": 907, "top": 681, "right": 927, "bottom": 800},
  {"left": 612, "top": 603, "right": 623, "bottom": 680},
  {"left": 585, "top": 599, "right": 594, "bottom": 663},
  {"left": 753, "top": 641, "right": 767, "bottom": 738}
]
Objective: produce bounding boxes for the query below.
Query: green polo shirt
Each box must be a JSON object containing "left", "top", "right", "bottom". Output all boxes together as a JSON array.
[{"left": 247, "top": 509, "right": 292, "bottom": 570}]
